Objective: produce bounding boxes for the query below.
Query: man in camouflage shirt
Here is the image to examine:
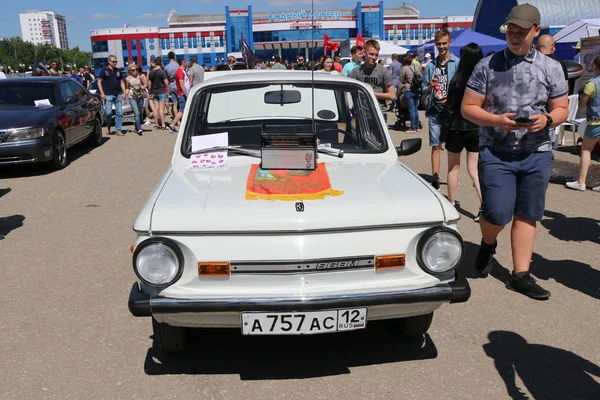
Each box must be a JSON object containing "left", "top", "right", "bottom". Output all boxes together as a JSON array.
[{"left": 462, "top": 4, "right": 568, "bottom": 300}]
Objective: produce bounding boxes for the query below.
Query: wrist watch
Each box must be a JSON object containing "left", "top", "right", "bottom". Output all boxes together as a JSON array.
[{"left": 544, "top": 114, "right": 553, "bottom": 128}]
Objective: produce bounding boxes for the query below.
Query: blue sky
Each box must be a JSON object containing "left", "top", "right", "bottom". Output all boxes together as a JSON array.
[{"left": 1, "top": 0, "right": 479, "bottom": 51}]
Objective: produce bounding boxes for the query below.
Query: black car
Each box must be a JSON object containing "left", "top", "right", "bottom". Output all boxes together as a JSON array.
[{"left": 0, "top": 77, "right": 104, "bottom": 170}]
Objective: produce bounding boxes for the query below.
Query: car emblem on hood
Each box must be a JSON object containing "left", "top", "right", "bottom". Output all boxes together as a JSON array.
[{"left": 295, "top": 202, "right": 304, "bottom": 212}]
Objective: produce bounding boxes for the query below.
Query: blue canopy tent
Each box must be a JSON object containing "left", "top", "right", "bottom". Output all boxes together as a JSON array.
[{"left": 417, "top": 30, "right": 506, "bottom": 60}]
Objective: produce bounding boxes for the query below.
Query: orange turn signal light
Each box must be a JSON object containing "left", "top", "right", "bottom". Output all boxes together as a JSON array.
[
  {"left": 375, "top": 255, "right": 406, "bottom": 270},
  {"left": 130, "top": 245, "right": 135, "bottom": 254},
  {"left": 198, "top": 262, "right": 231, "bottom": 276}
]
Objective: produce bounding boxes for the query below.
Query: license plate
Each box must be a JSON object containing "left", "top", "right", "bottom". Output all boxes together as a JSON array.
[{"left": 241, "top": 308, "right": 367, "bottom": 335}]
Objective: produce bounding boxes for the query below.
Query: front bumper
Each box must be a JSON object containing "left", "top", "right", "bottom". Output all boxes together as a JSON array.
[
  {"left": 0, "top": 137, "right": 51, "bottom": 165},
  {"left": 128, "top": 276, "right": 471, "bottom": 317}
]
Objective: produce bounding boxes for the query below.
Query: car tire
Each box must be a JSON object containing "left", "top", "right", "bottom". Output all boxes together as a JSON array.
[
  {"left": 387, "top": 312, "right": 433, "bottom": 338},
  {"left": 151, "top": 317, "right": 188, "bottom": 353},
  {"left": 49, "top": 130, "right": 68, "bottom": 170},
  {"left": 87, "top": 119, "right": 103, "bottom": 147}
]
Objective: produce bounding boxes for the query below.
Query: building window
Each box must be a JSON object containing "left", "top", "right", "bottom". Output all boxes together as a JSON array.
[
  {"left": 92, "top": 40, "right": 108, "bottom": 52},
  {"left": 203, "top": 54, "right": 212, "bottom": 65}
]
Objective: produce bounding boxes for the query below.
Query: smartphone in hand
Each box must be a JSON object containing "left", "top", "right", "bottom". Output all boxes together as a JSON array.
[{"left": 513, "top": 117, "right": 532, "bottom": 123}]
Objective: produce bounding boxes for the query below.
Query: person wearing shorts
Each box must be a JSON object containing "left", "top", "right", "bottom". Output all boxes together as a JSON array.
[
  {"left": 566, "top": 55, "right": 600, "bottom": 192},
  {"left": 167, "top": 58, "right": 190, "bottom": 133},
  {"left": 462, "top": 4, "right": 568, "bottom": 300},
  {"left": 148, "top": 57, "right": 169, "bottom": 130}
]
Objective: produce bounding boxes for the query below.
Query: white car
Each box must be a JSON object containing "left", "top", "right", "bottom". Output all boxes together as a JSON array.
[{"left": 128, "top": 70, "right": 470, "bottom": 353}]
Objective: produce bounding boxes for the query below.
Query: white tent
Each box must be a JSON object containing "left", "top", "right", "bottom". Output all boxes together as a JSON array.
[
  {"left": 377, "top": 41, "right": 410, "bottom": 57},
  {"left": 554, "top": 19, "right": 600, "bottom": 43}
]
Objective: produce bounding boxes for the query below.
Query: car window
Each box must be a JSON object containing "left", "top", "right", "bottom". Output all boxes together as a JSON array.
[
  {"left": 183, "top": 82, "right": 387, "bottom": 155},
  {"left": 66, "top": 80, "right": 86, "bottom": 100},
  {"left": 60, "top": 81, "right": 75, "bottom": 104},
  {"left": 0, "top": 83, "right": 57, "bottom": 106}
]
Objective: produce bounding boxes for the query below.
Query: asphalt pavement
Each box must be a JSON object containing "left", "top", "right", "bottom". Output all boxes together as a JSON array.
[{"left": 0, "top": 114, "right": 598, "bottom": 399}]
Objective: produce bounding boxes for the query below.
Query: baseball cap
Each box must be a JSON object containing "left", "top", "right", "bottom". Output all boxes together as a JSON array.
[
  {"left": 505, "top": 3, "right": 541, "bottom": 29},
  {"left": 425, "top": 53, "right": 431, "bottom": 58}
]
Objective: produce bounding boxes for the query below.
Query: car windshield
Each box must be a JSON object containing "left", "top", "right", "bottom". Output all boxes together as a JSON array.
[
  {"left": 182, "top": 81, "right": 388, "bottom": 156},
  {"left": 0, "top": 82, "right": 57, "bottom": 106}
]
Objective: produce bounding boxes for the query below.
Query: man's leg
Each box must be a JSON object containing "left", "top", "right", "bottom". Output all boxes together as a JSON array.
[
  {"left": 511, "top": 217, "right": 536, "bottom": 273},
  {"left": 428, "top": 113, "right": 442, "bottom": 189},
  {"left": 114, "top": 95, "right": 123, "bottom": 134},
  {"left": 104, "top": 95, "right": 115, "bottom": 135}
]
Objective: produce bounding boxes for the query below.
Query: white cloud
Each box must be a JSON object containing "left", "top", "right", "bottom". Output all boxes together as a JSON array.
[
  {"left": 91, "top": 13, "right": 122, "bottom": 20},
  {"left": 133, "top": 13, "right": 167, "bottom": 20},
  {"left": 265, "top": 0, "right": 335, "bottom": 5}
]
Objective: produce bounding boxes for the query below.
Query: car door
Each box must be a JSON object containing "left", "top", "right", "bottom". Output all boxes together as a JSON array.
[
  {"left": 70, "top": 80, "right": 96, "bottom": 138},
  {"left": 65, "top": 80, "right": 90, "bottom": 142},
  {"left": 59, "top": 81, "right": 81, "bottom": 145}
]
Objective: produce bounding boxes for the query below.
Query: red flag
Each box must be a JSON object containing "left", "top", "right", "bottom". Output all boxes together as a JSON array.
[
  {"left": 356, "top": 33, "right": 365, "bottom": 48},
  {"left": 323, "top": 34, "right": 339, "bottom": 52}
]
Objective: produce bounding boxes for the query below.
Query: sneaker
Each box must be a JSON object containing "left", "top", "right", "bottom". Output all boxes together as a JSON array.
[
  {"left": 592, "top": 185, "right": 600, "bottom": 192},
  {"left": 473, "top": 206, "right": 482, "bottom": 222},
  {"left": 143, "top": 118, "right": 152, "bottom": 125},
  {"left": 114, "top": 131, "right": 125, "bottom": 136},
  {"left": 136, "top": 129, "right": 143, "bottom": 136},
  {"left": 431, "top": 180, "right": 440, "bottom": 190},
  {"left": 565, "top": 181, "right": 586, "bottom": 191},
  {"left": 506, "top": 272, "right": 551, "bottom": 300},
  {"left": 475, "top": 239, "right": 497, "bottom": 277},
  {"left": 166, "top": 123, "right": 178, "bottom": 133}
]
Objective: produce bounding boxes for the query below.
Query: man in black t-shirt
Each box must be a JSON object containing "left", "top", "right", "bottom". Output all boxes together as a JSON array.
[
  {"left": 536, "top": 35, "right": 568, "bottom": 86},
  {"left": 97, "top": 55, "right": 127, "bottom": 136}
]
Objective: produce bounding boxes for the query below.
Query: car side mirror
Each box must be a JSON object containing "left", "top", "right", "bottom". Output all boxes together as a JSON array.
[
  {"left": 64, "top": 95, "right": 78, "bottom": 105},
  {"left": 396, "top": 138, "right": 422, "bottom": 156}
]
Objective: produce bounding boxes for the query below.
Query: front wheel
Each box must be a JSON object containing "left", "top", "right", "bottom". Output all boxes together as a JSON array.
[
  {"left": 87, "top": 118, "right": 103, "bottom": 147},
  {"left": 151, "top": 318, "right": 188, "bottom": 353},
  {"left": 49, "top": 130, "right": 67, "bottom": 170},
  {"left": 387, "top": 312, "right": 433, "bottom": 338}
]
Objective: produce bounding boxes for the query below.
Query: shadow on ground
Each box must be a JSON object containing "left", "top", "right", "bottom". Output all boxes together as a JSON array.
[
  {"left": 458, "top": 241, "right": 512, "bottom": 283},
  {"left": 484, "top": 330, "right": 600, "bottom": 400},
  {"left": 0, "top": 214, "right": 25, "bottom": 239},
  {"left": 550, "top": 158, "right": 600, "bottom": 187},
  {"left": 541, "top": 210, "right": 600, "bottom": 245},
  {"left": 144, "top": 323, "right": 437, "bottom": 379},
  {"left": 0, "top": 188, "right": 11, "bottom": 199},
  {"left": 0, "top": 138, "right": 110, "bottom": 179}
]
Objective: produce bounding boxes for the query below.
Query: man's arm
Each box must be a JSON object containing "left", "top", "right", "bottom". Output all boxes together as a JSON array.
[
  {"left": 421, "top": 63, "right": 431, "bottom": 94},
  {"left": 461, "top": 89, "right": 520, "bottom": 131},
  {"left": 375, "top": 85, "right": 396, "bottom": 101},
  {"left": 97, "top": 74, "right": 106, "bottom": 99},
  {"left": 528, "top": 96, "right": 568, "bottom": 131},
  {"left": 178, "top": 75, "right": 188, "bottom": 97},
  {"left": 120, "top": 77, "right": 127, "bottom": 99}
]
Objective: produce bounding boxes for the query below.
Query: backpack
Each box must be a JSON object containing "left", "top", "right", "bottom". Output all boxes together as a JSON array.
[{"left": 410, "top": 65, "right": 422, "bottom": 93}]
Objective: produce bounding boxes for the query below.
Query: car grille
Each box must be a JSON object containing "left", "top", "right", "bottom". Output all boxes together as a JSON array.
[{"left": 230, "top": 256, "right": 375, "bottom": 275}]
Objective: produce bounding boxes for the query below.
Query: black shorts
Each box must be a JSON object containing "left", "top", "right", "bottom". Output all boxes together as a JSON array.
[{"left": 445, "top": 129, "right": 479, "bottom": 153}]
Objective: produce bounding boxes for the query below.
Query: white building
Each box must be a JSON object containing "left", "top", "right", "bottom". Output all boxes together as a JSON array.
[{"left": 19, "top": 10, "right": 69, "bottom": 49}]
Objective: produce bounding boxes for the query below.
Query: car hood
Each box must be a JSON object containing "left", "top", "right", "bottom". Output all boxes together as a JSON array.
[
  {"left": 148, "top": 161, "right": 447, "bottom": 233},
  {"left": 0, "top": 105, "right": 56, "bottom": 129}
]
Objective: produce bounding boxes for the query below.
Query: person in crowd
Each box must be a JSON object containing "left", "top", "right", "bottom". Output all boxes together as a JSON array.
[
  {"left": 399, "top": 53, "right": 421, "bottom": 132},
  {"left": 226, "top": 56, "right": 236, "bottom": 70},
  {"left": 573, "top": 40, "right": 581, "bottom": 63},
  {"left": 70, "top": 69, "right": 82, "bottom": 84},
  {"left": 166, "top": 58, "right": 190, "bottom": 133},
  {"left": 319, "top": 55, "right": 339, "bottom": 74},
  {"left": 461, "top": 4, "right": 568, "bottom": 299},
  {"left": 388, "top": 53, "right": 402, "bottom": 112},
  {"left": 97, "top": 55, "right": 127, "bottom": 136},
  {"left": 294, "top": 55, "right": 308, "bottom": 70},
  {"left": 48, "top": 61, "right": 60, "bottom": 76},
  {"left": 333, "top": 56, "right": 343, "bottom": 73},
  {"left": 439, "top": 43, "right": 484, "bottom": 221},
  {"left": 315, "top": 55, "right": 326, "bottom": 71},
  {"left": 377, "top": 59, "right": 385, "bottom": 67},
  {"left": 81, "top": 66, "right": 93, "bottom": 89},
  {"left": 350, "top": 39, "right": 395, "bottom": 119},
  {"left": 125, "top": 63, "right": 146, "bottom": 135},
  {"left": 148, "top": 57, "right": 169, "bottom": 130},
  {"left": 565, "top": 55, "right": 600, "bottom": 192},
  {"left": 164, "top": 51, "right": 179, "bottom": 123},
  {"left": 85, "top": 66, "right": 95, "bottom": 81},
  {"left": 421, "top": 53, "right": 432, "bottom": 69},
  {"left": 188, "top": 56, "right": 204, "bottom": 87},
  {"left": 271, "top": 55, "right": 286, "bottom": 70},
  {"left": 422, "top": 28, "right": 461, "bottom": 190},
  {"left": 342, "top": 46, "right": 364, "bottom": 76},
  {"left": 412, "top": 53, "right": 421, "bottom": 71}
]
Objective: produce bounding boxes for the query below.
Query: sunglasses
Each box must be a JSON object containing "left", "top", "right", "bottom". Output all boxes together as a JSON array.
[{"left": 109, "top": 60, "right": 117, "bottom": 63}]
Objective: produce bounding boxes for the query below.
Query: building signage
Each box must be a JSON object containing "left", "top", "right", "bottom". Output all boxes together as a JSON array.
[{"left": 268, "top": 10, "right": 343, "bottom": 21}]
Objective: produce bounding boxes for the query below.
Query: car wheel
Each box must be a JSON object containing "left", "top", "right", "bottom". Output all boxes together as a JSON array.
[
  {"left": 151, "top": 317, "right": 188, "bottom": 353},
  {"left": 387, "top": 312, "right": 433, "bottom": 338},
  {"left": 87, "top": 119, "right": 102, "bottom": 147},
  {"left": 50, "top": 130, "right": 68, "bottom": 170}
]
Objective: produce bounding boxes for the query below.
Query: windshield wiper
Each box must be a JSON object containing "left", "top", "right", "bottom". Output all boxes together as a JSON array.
[{"left": 191, "top": 146, "right": 260, "bottom": 157}]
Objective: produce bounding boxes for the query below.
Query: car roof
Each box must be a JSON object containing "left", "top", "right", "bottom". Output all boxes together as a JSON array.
[
  {"left": 200, "top": 70, "right": 372, "bottom": 91},
  {"left": 0, "top": 76, "right": 67, "bottom": 84}
]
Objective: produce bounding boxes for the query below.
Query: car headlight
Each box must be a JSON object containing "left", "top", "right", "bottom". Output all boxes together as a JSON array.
[
  {"left": 6, "top": 127, "right": 44, "bottom": 142},
  {"left": 416, "top": 227, "right": 463, "bottom": 275},
  {"left": 133, "top": 238, "right": 184, "bottom": 287}
]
